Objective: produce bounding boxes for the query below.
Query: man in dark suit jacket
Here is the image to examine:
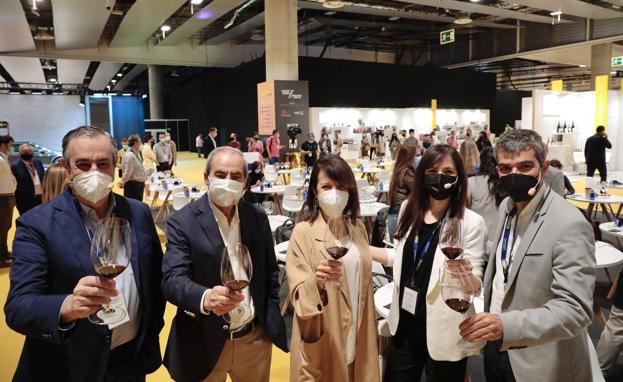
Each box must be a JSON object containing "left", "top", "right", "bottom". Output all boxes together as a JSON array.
[
  {"left": 204, "top": 127, "right": 218, "bottom": 158},
  {"left": 4, "top": 126, "right": 165, "bottom": 381},
  {"left": 11, "top": 144, "right": 45, "bottom": 214},
  {"left": 162, "top": 146, "right": 287, "bottom": 382},
  {"left": 584, "top": 125, "right": 612, "bottom": 182}
]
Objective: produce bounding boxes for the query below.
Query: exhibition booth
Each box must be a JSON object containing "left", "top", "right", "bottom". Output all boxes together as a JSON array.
[{"left": 521, "top": 89, "right": 623, "bottom": 172}]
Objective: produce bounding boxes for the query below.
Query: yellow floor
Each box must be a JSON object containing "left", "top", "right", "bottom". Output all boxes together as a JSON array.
[{"left": 0, "top": 152, "right": 290, "bottom": 382}]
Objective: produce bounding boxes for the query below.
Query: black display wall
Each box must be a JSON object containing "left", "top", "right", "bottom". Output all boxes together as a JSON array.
[
  {"left": 163, "top": 57, "right": 497, "bottom": 147},
  {"left": 491, "top": 90, "right": 532, "bottom": 136}
]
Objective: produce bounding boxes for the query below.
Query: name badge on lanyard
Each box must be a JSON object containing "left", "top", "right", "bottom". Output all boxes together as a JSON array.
[
  {"left": 402, "top": 226, "right": 438, "bottom": 315},
  {"left": 501, "top": 208, "right": 517, "bottom": 284}
]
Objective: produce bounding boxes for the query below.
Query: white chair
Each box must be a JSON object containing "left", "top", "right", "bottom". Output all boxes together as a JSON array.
[
  {"left": 264, "top": 169, "right": 279, "bottom": 183},
  {"left": 282, "top": 185, "right": 303, "bottom": 215},
  {"left": 172, "top": 193, "right": 190, "bottom": 211},
  {"left": 290, "top": 168, "right": 305, "bottom": 187},
  {"left": 573, "top": 151, "right": 586, "bottom": 174},
  {"left": 587, "top": 332, "right": 606, "bottom": 382},
  {"left": 356, "top": 178, "right": 369, "bottom": 190},
  {"left": 378, "top": 169, "right": 391, "bottom": 184},
  {"left": 606, "top": 151, "right": 612, "bottom": 171}
]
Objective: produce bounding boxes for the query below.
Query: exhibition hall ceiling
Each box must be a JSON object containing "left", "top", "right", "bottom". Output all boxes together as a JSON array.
[{"left": 0, "top": 0, "right": 623, "bottom": 92}]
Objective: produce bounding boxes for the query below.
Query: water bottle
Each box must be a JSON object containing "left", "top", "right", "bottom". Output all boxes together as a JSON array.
[
  {"left": 589, "top": 189, "right": 596, "bottom": 201},
  {"left": 302, "top": 190, "right": 307, "bottom": 201},
  {"left": 150, "top": 174, "right": 155, "bottom": 184},
  {"left": 183, "top": 186, "right": 190, "bottom": 198},
  {"left": 379, "top": 182, "right": 384, "bottom": 191},
  {"left": 260, "top": 182, "right": 264, "bottom": 192}
]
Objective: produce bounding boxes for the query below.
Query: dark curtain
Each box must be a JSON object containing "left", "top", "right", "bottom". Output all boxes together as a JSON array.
[{"left": 111, "top": 96, "right": 145, "bottom": 145}]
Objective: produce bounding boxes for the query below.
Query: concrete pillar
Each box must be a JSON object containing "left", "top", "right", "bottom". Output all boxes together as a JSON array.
[
  {"left": 591, "top": 43, "right": 612, "bottom": 90},
  {"left": 148, "top": 65, "right": 164, "bottom": 119},
  {"left": 264, "top": 0, "right": 298, "bottom": 81}
]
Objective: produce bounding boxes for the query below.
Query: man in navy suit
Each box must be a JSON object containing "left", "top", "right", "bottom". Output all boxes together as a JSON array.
[
  {"left": 162, "top": 146, "right": 287, "bottom": 382},
  {"left": 11, "top": 143, "right": 45, "bottom": 215},
  {"left": 4, "top": 126, "right": 165, "bottom": 381}
]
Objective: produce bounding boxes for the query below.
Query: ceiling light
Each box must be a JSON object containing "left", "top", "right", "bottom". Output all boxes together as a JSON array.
[
  {"left": 325, "top": 11, "right": 336, "bottom": 16},
  {"left": 191, "top": 0, "right": 203, "bottom": 4},
  {"left": 49, "top": 78, "right": 57, "bottom": 82},
  {"left": 33, "top": 28, "right": 55, "bottom": 40},
  {"left": 470, "top": 0, "right": 480, "bottom": 2},
  {"left": 454, "top": 15, "right": 473, "bottom": 25},
  {"left": 322, "top": 1, "right": 345, "bottom": 9},
  {"left": 579, "top": 64, "right": 586, "bottom": 68},
  {"left": 160, "top": 25, "right": 171, "bottom": 32},
  {"left": 550, "top": 11, "right": 562, "bottom": 16},
  {"left": 389, "top": 16, "right": 400, "bottom": 21},
  {"left": 117, "top": 73, "right": 122, "bottom": 77},
  {"left": 111, "top": 80, "right": 117, "bottom": 84},
  {"left": 250, "top": 30, "right": 264, "bottom": 41}
]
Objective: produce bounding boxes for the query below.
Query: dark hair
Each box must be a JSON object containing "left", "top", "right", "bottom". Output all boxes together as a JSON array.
[
  {"left": 388, "top": 143, "right": 420, "bottom": 205},
  {"left": 209, "top": 127, "right": 217, "bottom": 133},
  {"left": 478, "top": 147, "right": 506, "bottom": 206},
  {"left": 127, "top": 134, "right": 141, "bottom": 147},
  {"left": 144, "top": 133, "right": 153, "bottom": 143},
  {"left": 549, "top": 159, "right": 562, "bottom": 169},
  {"left": 251, "top": 161, "right": 262, "bottom": 171},
  {"left": 596, "top": 125, "right": 605, "bottom": 133},
  {"left": 389, "top": 133, "right": 399, "bottom": 144},
  {"left": 272, "top": 129, "right": 278, "bottom": 135},
  {"left": 0, "top": 135, "right": 14, "bottom": 146},
  {"left": 408, "top": 129, "right": 415, "bottom": 133},
  {"left": 299, "top": 154, "right": 360, "bottom": 224},
  {"left": 395, "top": 144, "right": 467, "bottom": 240},
  {"left": 61, "top": 126, "right": 117, "bottom": 164}
]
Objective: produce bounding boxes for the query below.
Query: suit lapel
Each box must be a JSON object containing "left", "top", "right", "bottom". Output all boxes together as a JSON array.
[
  {"left": 484, "top": 200, "right": 510, "bottom": 310},
  {"left": 53, "top": 191, "right": 96, "bottom": 276},
  {"left": 196, "top": 195, "right": 225, "bottom": 262},
  {"left": 18, "top": 161, "right": 35, "bottom": 190},
  {"left": 504, "top": 188, "right": 553, "bottom": 291},
  {"left": 112, "top": 194, "right": 141, "bottom": 289},
  {"left": 238, "top": 203, "right": 260, "bottom": 302}
]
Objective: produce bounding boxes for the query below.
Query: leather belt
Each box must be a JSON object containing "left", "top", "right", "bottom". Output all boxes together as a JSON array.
[{"left": 228, "top": 320, "right": 255, "bottom": 340}]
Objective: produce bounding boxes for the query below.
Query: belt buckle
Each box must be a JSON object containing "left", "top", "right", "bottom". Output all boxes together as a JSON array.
[{"left": 229, "top": 321, "right": 253, "bottom": 340}]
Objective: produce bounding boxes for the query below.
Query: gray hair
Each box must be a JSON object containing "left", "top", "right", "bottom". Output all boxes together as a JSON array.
[
  {"left": 495, "top": 129, "right": 547, "bottom": 166},
  {"left": 205, "top": 146, "right": 247, "bottom": 178},
  {"left": 127, "top": 134, "right": 141, "bottom": 147},
  {"left": 62, "top": 125, "right": 118, "bottom": 164}
]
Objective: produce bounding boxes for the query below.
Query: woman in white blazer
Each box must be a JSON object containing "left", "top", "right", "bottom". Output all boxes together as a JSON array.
[{"left": 370, "top": 144, "right": 487, "bottom": 381}]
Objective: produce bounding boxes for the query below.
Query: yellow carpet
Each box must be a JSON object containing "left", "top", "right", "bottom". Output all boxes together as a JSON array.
[{"left": 0, "top": 152, "right": 290, "bottom": 382}]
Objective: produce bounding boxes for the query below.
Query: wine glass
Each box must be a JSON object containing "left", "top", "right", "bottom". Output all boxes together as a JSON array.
[
  {"left": 261, "top": 201, "right": 274, "bottom": 215},
  {"left": 220, "top": 243, "right": 253, "bottom": 325},
  {"left": 440, "top": 262, "right": 476, "bottom": 346},
  {"left": 89, "top": 217, "right": 132, "bottom": 325},
  {"left": 439, "top": 217, "right": 464, "bottom": 260},
  {"left": 322, "top": 215, "right": 353, "bottom": 289}
]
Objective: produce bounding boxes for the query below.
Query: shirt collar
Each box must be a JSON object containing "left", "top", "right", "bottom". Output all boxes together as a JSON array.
[
  {"left": 0, "top": 151, "right": 7, "bottom": 159},
  {"left": 76, "top": 193, "right": 116, "bottom": 222},
  {"left": 208, "top": 198, "right": 239, "bottom": 227}
]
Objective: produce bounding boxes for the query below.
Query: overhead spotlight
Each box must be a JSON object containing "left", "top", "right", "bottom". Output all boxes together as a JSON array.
[
  {"left": 381, "top": 26, "right": 386, "bottom": 32},
  {"left": 191, "top": 0, "right": 203, "bottom": 4},
  {"left": 322, "top": 1, "right": 345, "bottom": 9},
  {"left": 454, "top": 13, "right": 473, "bottom": 25},
  {"left": 325, "top": 11, "right": 336, "bottom": 16},
  {"left": 49, "top": 77, "right": 57, "bottom": 83},
  {"left": 33, "top": 28, "right": 55, "bottom": 41},
  {"left": 579, "top": 64, "right": 587, "bottom": 68},
  {"left": 389, "top": 16, "right": 400, "bottom": 21},
  {"left": 470, "top": 0, "right": 481, "bottom": 2},
  {"left": 79, "top": 94, "right": 85, "bottom": 107},
  {"left": 117, "top": 73, "right": 123, "bottom": 77},
  {"left": 161, "top": 25, "right": 171, "bottom": 38},
  {"left": 250, "top": 30, "right": 264, "bottom": 41},
  {"left": 111, "top": 79, "right": 117, "bottom": 83},
  {"left": 550, "top": 10, "right": 562, "bottom": 23}
]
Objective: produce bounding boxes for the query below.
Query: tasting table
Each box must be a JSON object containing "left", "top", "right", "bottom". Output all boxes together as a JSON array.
[
  {"left": 566, "top": 194, "right": 623, "bottom": 222},
  {"left": 251, "top": 185, "right": 286, "bottom": 214}
]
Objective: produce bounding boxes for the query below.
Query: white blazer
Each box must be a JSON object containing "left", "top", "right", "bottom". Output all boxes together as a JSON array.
[{"left": 387, "top": 206, "right": 488, "bottom": 361}]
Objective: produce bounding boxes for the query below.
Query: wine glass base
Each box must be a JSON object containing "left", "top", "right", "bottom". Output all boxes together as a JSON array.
[
  {"left": 88, "top": 306, "right": 126, "bottom": 326},
  {"left": 229, "top": 304, "right": 253, "bottom": 326}
]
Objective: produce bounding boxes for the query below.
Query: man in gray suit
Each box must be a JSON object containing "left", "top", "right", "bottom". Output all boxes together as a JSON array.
[
  {"left": 543, "top": 165, "right": 565, "bottom": 197},
  {"left": 459, "top": 129, "right": 596, "bottom": 382}
]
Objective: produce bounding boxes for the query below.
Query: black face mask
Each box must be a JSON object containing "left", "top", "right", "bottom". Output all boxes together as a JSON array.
[
  {"left": 424, "top": 173, "right": 458, "bottom": 200},
  {"left": 499, "top": 173, "right": 539, "bottom": 202},
  {"left": 20, "top": 154, "right": 33, "bottom": 161},
  {"left": 423, "top": 141, "right": 432, "bottom": 149}
]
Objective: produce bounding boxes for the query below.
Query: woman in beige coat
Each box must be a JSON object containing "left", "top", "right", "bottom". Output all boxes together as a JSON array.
[{"left": 286, "top": 154, "right": 380, "bottom": 382}]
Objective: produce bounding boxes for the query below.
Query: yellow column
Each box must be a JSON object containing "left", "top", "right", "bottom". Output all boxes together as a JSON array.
[
  {"left": 431, "top": 99, "right": 437, "bottom": 131},
  {"left": 551, "top": 80, "right": 563, "bottom": 91},
  {"left": 594, "top": 75, "right": 608, "bottom": 128}
]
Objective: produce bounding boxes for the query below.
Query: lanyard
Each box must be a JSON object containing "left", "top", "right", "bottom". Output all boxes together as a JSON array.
[
  {"left": 500, "top": 208, "right": 518, "bottom": 284},
  {"left": 410, "top": 224, "right": 439, "bottom": 287}
]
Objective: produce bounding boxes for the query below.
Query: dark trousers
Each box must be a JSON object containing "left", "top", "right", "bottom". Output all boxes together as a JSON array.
[
  {"left": 484, "top": 341, "right": 516, "bottom": 382},
  {"left": 0, "top": 194, "right": 15, "bottom": 260},
  {"left": 196, "top": 147, "right": 203, "bottom": 158},
  {"left": 587, "top": 162, "right": 607, "bottom": 182},
  {"left": 105, "top": 341, "right": 146, "bottom": 382},
  {"left": 384, "top": 337, "right": 467, "bottom": 382},
  {"left": 16, "top": 194, "right": 42, "bottom": 215},
  {"left": 123, "top": 181, "right": 145, "bottom": 202},
  {"left": 156, "top": 162, "right": 171, "bottom": 172}
]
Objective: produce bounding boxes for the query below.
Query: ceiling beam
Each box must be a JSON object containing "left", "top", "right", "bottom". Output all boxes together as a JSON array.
[
  {"left": 203, "top": 11, "right": 265, "bottom": 45},
  {"left": 505, "top": 0, "right": 623, "bottom": 19},
  {"left": 110, "top": 0, "right": 186, "bottom": 47},
  {"left": 52, "top": 0, "right": 116, "bottom": 49},
  {"left": 0, "top": 0, "right": 36, "bottom": 53}
]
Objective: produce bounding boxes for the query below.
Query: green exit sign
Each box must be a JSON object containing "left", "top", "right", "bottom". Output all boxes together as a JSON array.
[
  {"left": 440, "top": 29, "right": 455, "bottom": 45},
  {"left": 613, "top": 56, "right": 623, "bottom": 66}
]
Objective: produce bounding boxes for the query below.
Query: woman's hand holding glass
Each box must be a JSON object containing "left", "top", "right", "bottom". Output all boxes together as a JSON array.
[
  {"left": 315, "top": 260, "right": 343, "bottom": 290},
  {"left": 444, "top": 259, "right": 481, "bottom": 294}
]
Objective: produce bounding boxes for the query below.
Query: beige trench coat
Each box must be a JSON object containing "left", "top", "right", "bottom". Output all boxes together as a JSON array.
[{"left": 286, "top": 217, "right": 380, "bottom": 382}]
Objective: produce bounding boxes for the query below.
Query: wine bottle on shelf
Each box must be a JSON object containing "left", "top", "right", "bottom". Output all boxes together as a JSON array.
[
  {"left": 571, "top": 122, "right": 575, "bottom": 132},
  {"left": 562, "top": 121, "right": 567, "bottom": 133}
]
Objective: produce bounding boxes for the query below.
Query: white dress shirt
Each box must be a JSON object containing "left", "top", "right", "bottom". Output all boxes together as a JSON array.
[
  {"left": 0, "top": 151, "right": 17, "bottom": 195},
  {"left": 23, "top": 160, "right": 42, "bottom": 196},
  {"left": 121, "top": 149, "right": 146, "bottom": 183},
  {"left": 200, "top": 199, "right": 255, "bottom": 330},
  {"left": 490, "top": 184, "right": 545, "bottom": 315},
  {"left": 79, "top": 198, "right": 141, "bottom": 349}
]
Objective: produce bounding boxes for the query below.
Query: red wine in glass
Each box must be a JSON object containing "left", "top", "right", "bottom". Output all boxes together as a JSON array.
[
  {"left": 220, "top": 243, "right": 253, "bottom": 325},
  {"left": 326, "top": 246, "right": 349, "bottom": 260},
  {"left": 441, "top": 247, "right": 464, "bottom": 260},
  {"left": 445, "top": 298, "right": 471, "bottom": 314},
  {"left": 96, "top": 264, "right": 127, "bottom": 279},
  {"left": 225, "top": 280, "right": 249, "bottom": 291},
  {"left": 439, "top": 217, "right": 464, "bottom": 260}
]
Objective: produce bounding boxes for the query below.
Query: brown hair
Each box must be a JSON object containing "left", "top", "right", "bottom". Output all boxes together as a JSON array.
[
  {"left": 388, "top": 143, "right": 420, "bottom": 205},
  {"left": 42, "top": 163, "right": 68, "bottom": 203},
  {"left": 299, "top": 154, "right": 360, "bottom": 224},
  {"left": 395, "top": 144, "right": 467, "bottom": 240}
]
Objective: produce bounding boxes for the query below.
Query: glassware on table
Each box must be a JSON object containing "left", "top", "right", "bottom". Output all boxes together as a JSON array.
[
  {"left": 88, "top": 217, "right": 132, "bottom": 325},
  {"left": 322, "top": 215, "right": 353, "bottom": 289},
  {"left": 261, "top": 201, "right": 274, "bottom": 215},
  {"left": 220, "top": 243, "right": 253, "bottom": 325}
]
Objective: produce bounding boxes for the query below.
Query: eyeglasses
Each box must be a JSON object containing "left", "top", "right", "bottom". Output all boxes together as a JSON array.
[{"left": 497, "top": 162, "right": 536, "bottom": 175}]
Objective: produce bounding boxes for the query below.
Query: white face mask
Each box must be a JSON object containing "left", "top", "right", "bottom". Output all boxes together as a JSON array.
[
  {"left": 207, "top": 177, "right": 245, "bottom": 207},
  {"left": 159, "top": 138, "right": 165, "bottom": 143},
  {"left": 71, "top": 171, "right": 113, "bottom": 205},
  {"left": 122, "top": 144, "right": 129, "bottom": 150},
  {"left": 138, "top": 144, "right": 143, "bottom": 151},
  {"left": 318, "top": 188, "right": 349, "bottom": 218},
  {"left": 254, "top": 169, "right": 261, "bottom": 174}
]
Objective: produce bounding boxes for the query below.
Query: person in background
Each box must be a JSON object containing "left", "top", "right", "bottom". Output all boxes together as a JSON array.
[
  {"left": 446, "top": 130, "right": 459, "bottom": 150},
  {"left": 228, "top": 133, "right": 241, "bottom": 150},
  {"left": 476, "top": 130, "right": 493, "bottom": 153},
  {"left": 368, "top": 144, "right": 487, "bottom": 381},
  {"left": 286, "top": 154, "right": 380, "bottom": 382},
  {"left": 399, "top": 130, "right": 407, "bottom": 145},
  {"left": 196, "top": 133, "right": 205, "bottom": 158},
  {"left": 11, "top": 144, "right": 45, "bottom": 215},
  {"left": 389, "top": 133, "right": 401, "bottom": 160},
  {"left": 360, "top": 132, "right": 371, "bottom": 158},
  {"left": 154, "top": 132, "right": 173, "bottom": 172},
  {"left": 375, "top": 131, "right": 386, "bottom": 160},
  {"left": 205, "top": 127, "right": 218, "bottom": 158},
  {"left": 120, "top": 134, "right": 146, "bottom": 202},
  {"left": 300, "top": 132, "right": 318, "bottom": 169},
  {"left": 405, "top": 129, "right": 419, "bottom": 146},
  {"left": 41, "top": 163, "right": 68, "bottom": 203},
  {"left": 244, "top": 161, "right": 265, "bottom": 204},
  {"left": 548, "top": 159, "right": 575, "bottom": 195},
  {"left": 386, "top": 143, "right": 419, "bottom": 240},
  {"left": 117, "top": 137, "right": 129, "bottom": 178},
  {"left": 459, "top": 133, "right": 480, "bottom": 176},
  {"left": 543, "top": 164, "right": 565, "bottom": 197},
  {"left": 162, "top": 147, "right": 287, "bottom": 382},
  {"left": 0, "top": 134, "right": 16, "bottom": 267},
  {"left": 266, "top": 129, "right": 282, "bottom": 165},
  {"left": 585, "top": 125, "right": 612, "bottom": 182},
  {"left": 165, "top": 133, "right": 177, "bottom": 169},
  {"left": 142, "top": 134, "right": 157, "bottom": 200},
  {"left": 4, "top": 126, "right": 165, "bottom": 381},
  {"left": 459, "top": 129, "right": 595, "bottom": 382},
  {"left": 421, "top": 134, "right": 433, "bottom": 151},
  {"left": 334, "top": 131, "right": 343, "bottom": 156},
  {"left": 467, "top": 147, "right": 506, "bottom": 251},
  {"left": 597, "top": 262, "right": 623, "bottom": 377},
  {"left": 318, "top": 131, "right": 332, "bottom": 159},
  {"left": 247, "top": 133, "right": 264, "bottom": 165}
]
